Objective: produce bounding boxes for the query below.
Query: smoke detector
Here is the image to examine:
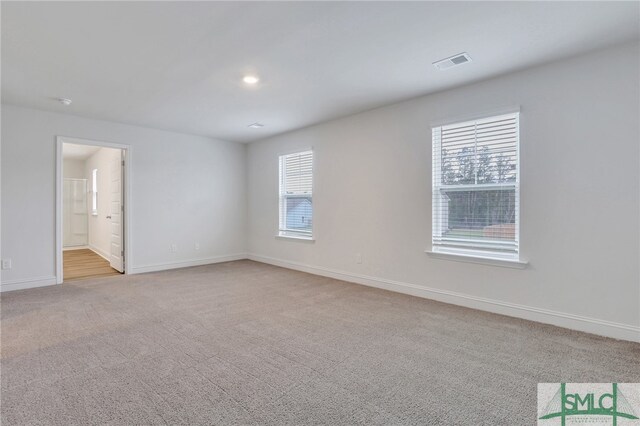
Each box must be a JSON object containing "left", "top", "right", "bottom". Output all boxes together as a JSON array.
[
  {"left": 57, "top": 98, "right": 73, "bottom": 106},
  {"left": 248, "top": 122, "right": 264, "bottom": 129},
  {"left": 433, "top": 53, "right": 472, "bottom": 70}
]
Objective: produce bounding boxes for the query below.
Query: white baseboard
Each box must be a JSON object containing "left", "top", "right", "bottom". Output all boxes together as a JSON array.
[
  {"left": 130, "top": 253, "right": 248, "bottom": 274},
  {"left": 63, "top": 245, "right": 89, "bottom": 251},
  {"left": 4, "top": 254, "right": 637, "bottom": 342},
  {"left": 88, "top": 245, "right": 110, "bottom": 262},
  {"left": 248, "top": 254, "right": 640, "bottom": 343},
  {"left": 0, "top": 254, "right": 247, "bottom": 292},
  {"left": 1, "top": 275, "right": 58, "bottom": 292}
]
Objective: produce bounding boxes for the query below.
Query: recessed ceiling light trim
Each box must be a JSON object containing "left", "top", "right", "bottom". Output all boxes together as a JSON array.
[
  {"left": 248, "top": 122, "right": 264, "bottom": 129},
  {"left": 433, "top": 53, "right": 472, "bottom": 70}
]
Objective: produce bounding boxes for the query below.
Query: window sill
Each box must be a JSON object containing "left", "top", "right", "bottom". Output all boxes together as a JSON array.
[
  {"left": 276, "top": 234, "right": 315, "bottom": 243},
  {"left": 425, "top": 250, "right": 528, "bottom": 269}
]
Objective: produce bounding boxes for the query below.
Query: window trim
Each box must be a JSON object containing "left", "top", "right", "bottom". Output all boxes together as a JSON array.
[
  {"left": 430, "top": 106, "right": 521, "bottom": 128},
  {"left": 91, "top": 168, "right": 98, "bottom": 216},
  {"left": 431, "top": 111, "right": 521, "bottom": 262},
  {"left": 278, "top": 149, "right": 314, "bottom": 240},
  {"left": 425, "top": 249, "right": 528, "bottom": 269},
  {"left": 276, "top": 233, "right": 315, "bottom": 242}
]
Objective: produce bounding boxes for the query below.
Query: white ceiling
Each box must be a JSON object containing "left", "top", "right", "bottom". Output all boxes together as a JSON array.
[
  {"left": 62, "top": 143, "right": 100, "bottom": 161},
  {"left": 2, "top": 2, "right": 638, "bottom": 143}
]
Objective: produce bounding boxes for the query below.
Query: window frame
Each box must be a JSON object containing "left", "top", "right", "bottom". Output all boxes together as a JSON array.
[
  {"left": 278, "top": 149, "right": 314, "bottom": 240},
  {"left": 91, "top": 168, "right": 98, "bottom": 216},
  {"left": 431, "top": 112, "right": 521, "bottom": 262}
]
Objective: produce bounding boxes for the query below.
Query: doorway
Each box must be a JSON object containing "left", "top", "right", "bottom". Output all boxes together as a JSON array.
[{"left": 56, "top": 137, "right": 131, "bottom": 283}]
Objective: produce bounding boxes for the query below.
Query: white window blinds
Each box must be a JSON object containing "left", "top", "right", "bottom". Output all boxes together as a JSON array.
[
  {"left": 279, "top": 150, "right": 313, "bottom": 238},
  {"left": 432, "top": 112, "right": 519, "bottom": 259}
]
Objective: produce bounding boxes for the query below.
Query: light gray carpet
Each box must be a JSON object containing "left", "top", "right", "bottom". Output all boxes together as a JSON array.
[{"left": 1, "top": 260, "right": 639, "bottom": 425}]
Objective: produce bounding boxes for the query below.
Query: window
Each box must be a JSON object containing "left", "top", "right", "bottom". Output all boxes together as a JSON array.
[
  {"left": 279, "top": 150, "right": 313, "bottom": 239},
  {"left": 432, "top": 112, "right": 519, "bottom": 260},
  {"left": 91, "top": 168, "right": 98, "bottom": 216}
]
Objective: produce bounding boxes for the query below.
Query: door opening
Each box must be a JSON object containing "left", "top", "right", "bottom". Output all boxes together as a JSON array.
[{"left": 56, "top": 137, "right": 131, "bottom": 283}]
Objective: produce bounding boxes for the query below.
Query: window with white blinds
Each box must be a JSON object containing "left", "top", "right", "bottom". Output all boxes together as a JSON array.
[
  {"left": 432, "top": 112, "right": 519, "bottom": 259},
  {"left": 279, "top": 150, "right": 313, "bottom": 238}
]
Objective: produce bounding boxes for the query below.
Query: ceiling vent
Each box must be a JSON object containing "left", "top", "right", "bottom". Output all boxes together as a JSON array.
[{"left": 433, "top": 53, "right": 472, "bottom": 70}]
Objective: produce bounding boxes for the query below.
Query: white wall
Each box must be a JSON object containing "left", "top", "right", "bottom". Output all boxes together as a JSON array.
[
  {"left": 84, "top": 147, "right": 121, "bottom": 260},
  {"left": 63, "top": 158, "right": 86, "bottom": 179},
  {"left": 247, "top": 42, "right": 640, "bottom": 341},
  {"left": 1, "top": 105, "right": 247, "bottom": 289}
]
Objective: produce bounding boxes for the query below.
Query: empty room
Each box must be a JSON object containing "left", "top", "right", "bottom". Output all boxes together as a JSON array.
[{"left": 1, "top": 2, "right": 639, "bottom": 425}]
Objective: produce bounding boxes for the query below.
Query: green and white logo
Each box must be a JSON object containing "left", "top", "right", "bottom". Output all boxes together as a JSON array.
[{"left": 538, "top": 383, "right": 640, "bottom": 425}]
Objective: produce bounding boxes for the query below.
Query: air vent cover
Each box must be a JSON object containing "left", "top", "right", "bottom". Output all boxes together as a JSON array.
[{"left": 433, "top": 53, "right": 472, "bottom": 70}]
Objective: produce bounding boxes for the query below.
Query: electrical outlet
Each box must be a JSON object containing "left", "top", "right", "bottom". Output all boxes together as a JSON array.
[
  {"left": 2, "top": 259, "right": 12, "bottom": 270},
  {"left": 170, "top": 244, "right": 177, "bottom": 253},
  {"left": 194, "top": 243, "right": 200, "bottom": 251},
  {"left": 356, "top": 253, "right": 362, "bottom": 264}
]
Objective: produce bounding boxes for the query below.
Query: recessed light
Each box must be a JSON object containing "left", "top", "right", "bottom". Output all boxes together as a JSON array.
[
  {"left": 57, "top": 98, "right": 73, "bottom": 106},
  {"left": 243, "top": 75, "right": 259, "bottom": 84},
  {"left": 248, "top": 122, "right": 264, "bottom": 129}
]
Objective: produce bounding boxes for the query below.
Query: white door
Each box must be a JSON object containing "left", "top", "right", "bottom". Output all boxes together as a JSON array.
[{"left": 110, "top": 151, "right": 124, "bottom": 272}]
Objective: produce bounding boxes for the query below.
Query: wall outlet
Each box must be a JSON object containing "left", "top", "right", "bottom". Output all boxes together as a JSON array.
[
  {"left": 194, "top": 242, "right": 200, "bottom": 251},
  {"left": 356, "top": 253, "right": 362, "bottom": 264},
  {"left": 2, "top": 259, "right": 12, "bottom": 270},
  {"left": 170, "top": 244, "right": 177, "bottom": 253}
]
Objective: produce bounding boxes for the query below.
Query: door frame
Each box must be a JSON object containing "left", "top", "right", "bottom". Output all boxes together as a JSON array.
[{"left": 56, "top": 136, "right": 132, "bottom": 284}]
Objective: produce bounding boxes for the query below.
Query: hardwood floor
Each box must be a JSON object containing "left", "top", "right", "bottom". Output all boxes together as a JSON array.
[{"left": 63, "top": 248, "right": 121, "bottom": 281}]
